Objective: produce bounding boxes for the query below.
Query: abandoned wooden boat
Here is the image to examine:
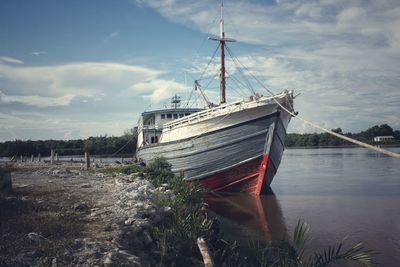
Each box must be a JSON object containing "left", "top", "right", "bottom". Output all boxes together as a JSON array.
[{"left": 136, "top": 6, "right": 295, "bottom": 195}]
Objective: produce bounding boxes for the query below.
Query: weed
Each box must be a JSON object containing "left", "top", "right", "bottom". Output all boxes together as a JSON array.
[{"left": 101, "top": 164, "right": 145, "bottom": 175}]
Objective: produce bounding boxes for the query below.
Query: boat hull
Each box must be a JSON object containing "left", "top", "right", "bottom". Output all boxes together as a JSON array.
[{"left": 137, "top": 108, "right": 291, "bottom": 195}]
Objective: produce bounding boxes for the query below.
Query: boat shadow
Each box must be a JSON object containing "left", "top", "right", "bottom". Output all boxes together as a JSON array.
[{"left": 205, "top": 187, "right": 287, "bottom": 243}]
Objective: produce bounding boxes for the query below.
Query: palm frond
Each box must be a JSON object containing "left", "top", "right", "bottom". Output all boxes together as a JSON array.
[
  {"left": 292, "top": 220, "right": 310, "bottom": 259},
  {"left": 308, "top": 240, "right": 375, "bottom": 267}
]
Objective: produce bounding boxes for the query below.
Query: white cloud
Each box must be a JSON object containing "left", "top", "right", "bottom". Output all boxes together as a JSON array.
[
  {"left": 103, "top": 31, "right": 119, "bottom": 44},
  {"left": 32, "top": 51, "right": 48, "bottom": 56},
  {"left": 136, "top": 0, "right": 400, "bottom": 132},
  {"left": 0, "top": 111, "right": 134, "bottom": 141},
  {"left": 0, "top": 61, "right": 164, "bottom": 100},
  {"left": 0, "top": 56, "right": 24, "bottom": 64},
  {"left": 0, "top": 60, "right": 190, "bottom": 141},
  {"left": 0, "top": 91, "right": 76, "bottom": 107},
  {"left": 131, "top": 79, "right": 187, "bottom": 102}
]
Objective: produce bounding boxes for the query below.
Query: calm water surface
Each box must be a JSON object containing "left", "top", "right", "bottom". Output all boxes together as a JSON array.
[{"left": 207, "top": 147, "right": 400, "bottom": 266}]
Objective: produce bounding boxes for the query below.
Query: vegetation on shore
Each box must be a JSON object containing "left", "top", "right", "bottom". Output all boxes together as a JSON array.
[
  {"left": 286, "top": 124, "right": 400, "bottom": 147},
  {"left": 1, "top": 124, "right": 398, "bottom": 158},
  {"left": 0, "top": 131, "right": 136, "bottom": 157},
  {"left": 143, "top": 158, "right": 374, "bottom": 266}
]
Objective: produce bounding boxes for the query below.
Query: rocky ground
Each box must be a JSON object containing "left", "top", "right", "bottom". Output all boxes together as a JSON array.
[{"left": 0, "top": 162, "right": 175, "bottom": 267}]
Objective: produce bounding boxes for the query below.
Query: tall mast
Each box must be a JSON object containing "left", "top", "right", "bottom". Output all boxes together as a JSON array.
[
  {"left": 209, "top": 1, "right": 235, "bottom": 105},
  {"left": 220, "top": 3, "right": 226, "bottom": 104}
]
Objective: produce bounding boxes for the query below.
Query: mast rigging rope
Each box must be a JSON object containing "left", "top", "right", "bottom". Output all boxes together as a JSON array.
[{"left": 225, "top": 49, "right": 400, "bottom": 159}]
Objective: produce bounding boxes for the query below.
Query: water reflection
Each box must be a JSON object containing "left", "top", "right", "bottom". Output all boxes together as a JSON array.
[{"left": 205, "top": 188, "right": 287, "bottom": 243}]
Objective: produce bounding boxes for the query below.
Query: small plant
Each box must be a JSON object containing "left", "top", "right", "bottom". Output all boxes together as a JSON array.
[
  {"left": 146, "top": 157, "right": 175, "bottom": 187},
  {"left": 101, "top": 164, "right": 145, "bottom": 175},
  {"left": 237, "top": 221, "right": 374, "bottom": 267},
  {"left": 145, "top": 158, "right": 216, "bottom": 266}
]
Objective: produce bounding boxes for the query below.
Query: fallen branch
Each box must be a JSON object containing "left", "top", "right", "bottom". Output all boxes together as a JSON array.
[{"left": 197, "top": 237, "right": 214, "bottom": 267}]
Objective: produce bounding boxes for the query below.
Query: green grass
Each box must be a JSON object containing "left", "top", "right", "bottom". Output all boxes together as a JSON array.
[{"left": 101, "top": 164, "right": 145, "bottom": 175}]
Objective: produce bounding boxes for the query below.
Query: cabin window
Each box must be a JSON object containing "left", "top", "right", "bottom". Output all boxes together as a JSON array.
[
  {"left": 161, "top": 114, "right": 165, "bottom": 119},
  {"left": 151, "top": 137, "right": 155, "bottom": 143},
  {"left": 167, "top": 113, "right": 172, "bottom": 119},
  {"left": 179, "top": 114, "right": 184, "bottom": 118},
  {"left": 185, "top": 113, "right": 190, "bottom": 116},
  {"left": 155, "top": 136, "right": 158, "bottom": 143},
  {"left": 173, "top": 114, "right": 178, "bottom": 119}
]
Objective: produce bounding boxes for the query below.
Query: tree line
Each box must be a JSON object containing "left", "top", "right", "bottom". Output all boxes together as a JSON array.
[
  {"left": 0, "top": 124, "right": 398, "bottom": 157},
  {"left": 0, "top": 132, "right": 137, "bottom": 157},
  {"left": 285, "top": 124, "right": 400, "bottom": 147}
]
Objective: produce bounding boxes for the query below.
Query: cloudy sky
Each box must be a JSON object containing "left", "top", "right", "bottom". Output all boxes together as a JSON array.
[{"left": 1, "top": 0, "right": 399, "bottom": 141}]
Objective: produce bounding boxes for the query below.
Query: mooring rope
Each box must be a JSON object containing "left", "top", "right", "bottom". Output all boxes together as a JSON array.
[{"left": 262, "top": 88, "right": 400, "bottom": 159}]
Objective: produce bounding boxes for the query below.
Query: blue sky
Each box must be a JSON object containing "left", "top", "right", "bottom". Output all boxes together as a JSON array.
[{"left": 1, "top": 0, "right": 399, "bottom": 141}]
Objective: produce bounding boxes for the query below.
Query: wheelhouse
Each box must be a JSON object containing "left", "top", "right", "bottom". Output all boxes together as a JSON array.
[{"left": 136, "top": 108, "right": 203, "bottom": 148}]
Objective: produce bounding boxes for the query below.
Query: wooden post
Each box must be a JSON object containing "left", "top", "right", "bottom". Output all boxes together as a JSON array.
[
  {"left": 85, "top": 152, "right": 90, "bottom": 170},
  {"left": 31, "top": 155, "right": 34, "bottom": 162},
  {"left": 0, "top": 168, "right": 12, "bottom": 194},
  {"left": 38, "top": 153, "right": 41, "bottom": 162},
  {"left": 56, "top": 153, "right": 59, "bottom": 162},
  {"left": 197, "top": 238, "right": 214, "bottom": 267},
  {"left": 20, "top": 155, "right": 23, "bottom": 162},
  {"left": 50, "top": 149, "right": 55, "bottom": 164}
]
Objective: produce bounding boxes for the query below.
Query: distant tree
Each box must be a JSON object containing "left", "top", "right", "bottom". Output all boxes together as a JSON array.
[{"left": 394, "top": 130, "right": 400, "bottom": 141}]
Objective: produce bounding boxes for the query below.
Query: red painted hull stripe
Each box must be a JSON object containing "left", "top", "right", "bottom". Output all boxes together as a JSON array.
[
  {"left": 255, "top": 154, "right": 269, "bottom": 195},
  {"left": 213, "top": 173, "right": 258, "bottom": 192}
]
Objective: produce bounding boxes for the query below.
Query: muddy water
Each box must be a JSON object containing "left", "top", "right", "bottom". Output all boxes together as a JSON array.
[{"left": 207, "top": 147, "right": 400, "bottom": 266}]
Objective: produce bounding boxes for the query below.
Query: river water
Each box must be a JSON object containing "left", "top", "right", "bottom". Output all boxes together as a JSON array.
[{"left": 206, "top": 147, "right": 400, "bottom": 266}]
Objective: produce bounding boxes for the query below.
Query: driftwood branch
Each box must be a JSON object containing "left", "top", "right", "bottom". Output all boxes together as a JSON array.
[{"left": 197, "top": 237, "right": 214, "bottom": 267}]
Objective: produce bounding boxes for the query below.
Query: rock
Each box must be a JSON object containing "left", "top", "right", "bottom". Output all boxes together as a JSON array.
[
  {"left": 134, "top": 219, "right": 152, "bottom": 229},
  {"left": 27, "top": 232, "right": 46, "bottom": 244},
  {"left": 95, "top": 173, "right": 105, "bottom": 178},
  {"left": 74, "top": 203, "right": 89, "bottom": 211},
  {"left": 81, "top": 184, "right": 91, "bottom": 188},
  {"left": 124, "top": 217, "right": 135, "bottom": 226},
  {"left": 103, "top": 255, "right": 113, "bottom": 266},
  {"left": 164, "top": 189, "right": 176, "bottom": 199},
  {"left": 103, "top": 224, "right": 113, "bottom": 232},
  {"left": 72, "top": 239, "right": 85, "bottom": 250},
  {"left": 161, "top": 206, "right": 172, "bottom": 214},
  {"left": 90, "top": 208, "right": 113, "bottom": 217},
  {"left": 51, "top": 258, "right": 57, "bottom": 267},
  {"left": 133, "top": 202, "right": 145, "bottom": 209},
  {"left": 138, "top": 184, "right": 154, "bottom": 193}
]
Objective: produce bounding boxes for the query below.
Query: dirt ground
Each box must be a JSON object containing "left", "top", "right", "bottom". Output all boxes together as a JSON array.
[{"left": 0, "top": 162, "right": 159, "bottom": 267}]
